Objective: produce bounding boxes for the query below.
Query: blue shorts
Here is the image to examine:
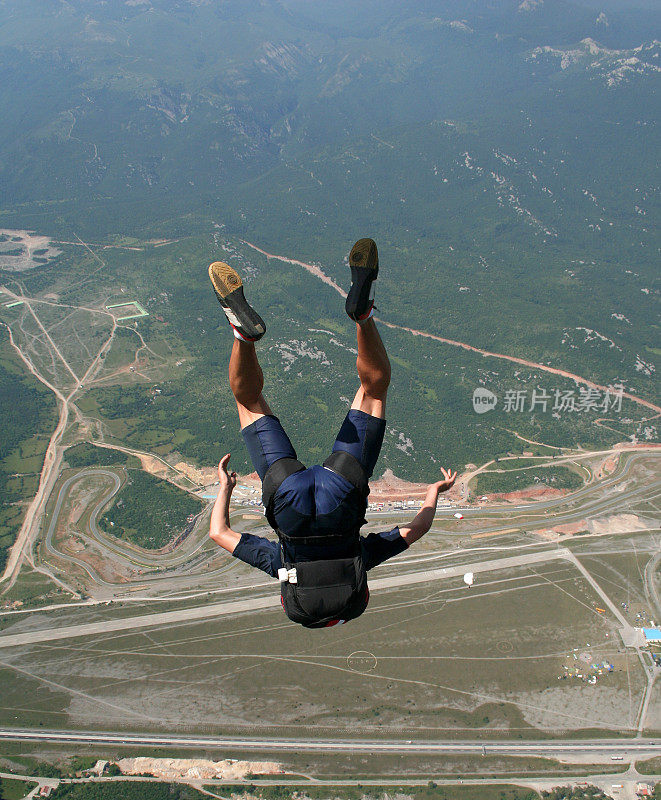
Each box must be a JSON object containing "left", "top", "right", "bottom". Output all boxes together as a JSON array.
[
  {"left": 242, "top": 408, "right": 386, "bottom": 541},
  {"left": 242, "top": 408, "right": 386, "bottom": 481},
  {"left": 234, "top": 409, "right": 408, "bottom": 574}
]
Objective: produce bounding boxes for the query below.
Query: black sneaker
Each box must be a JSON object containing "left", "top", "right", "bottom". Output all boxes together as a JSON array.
[
  {"left": 345, "top": 238, "right": 378, "bottom": 322},
  {"left": 208, "top": 261, "right": 266, "bottom": 341}
]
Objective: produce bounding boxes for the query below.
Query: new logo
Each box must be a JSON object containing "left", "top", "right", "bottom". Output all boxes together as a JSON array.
[{"left": 472, "top": 387, "right": 497, "bottom": 414}]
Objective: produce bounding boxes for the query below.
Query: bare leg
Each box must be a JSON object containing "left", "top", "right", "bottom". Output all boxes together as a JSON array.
[
  {"left": 229, "top": 339, "right": 272, "bottom": 429},
  {"left": 351, "top": 318, "right": 391, "bottom": 419}
]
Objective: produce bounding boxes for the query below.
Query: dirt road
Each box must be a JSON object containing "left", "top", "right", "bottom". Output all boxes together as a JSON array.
[
  {"left": 242, "top": 240, "right": 660, "bottom": 416},
  {"left": 0, "top": 287, "right": 118, "bottom": 586}
]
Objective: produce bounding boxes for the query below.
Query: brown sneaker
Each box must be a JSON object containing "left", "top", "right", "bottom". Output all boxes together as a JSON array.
[
  {"left": 208, "top": 261, "right": 266, "bottom": 341},
  {"left": 345, "top": 238, "right": 378, "bottom": 322}
]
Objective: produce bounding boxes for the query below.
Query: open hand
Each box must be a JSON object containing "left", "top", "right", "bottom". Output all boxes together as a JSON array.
[
  {"left": 432, "top": 467, "right": 457, "bottom": 494},
  {"left": 218, "top": 453, "right": 237, "bottom": 494}
]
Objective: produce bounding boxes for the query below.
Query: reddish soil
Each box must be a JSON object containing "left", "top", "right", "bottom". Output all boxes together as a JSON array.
[
  {"left": 236, "top": 468, "right": 455, "bottom": 504},
  {"left": 233, "top": 468, "right": 572, "bottom": 505},
  {"left": 487, "top": 486, "right": 567, "bottom": 503},
  {"left": 597, "top": 453, "right": 619, "bottom": 479},
  {"left": 242, "top": 471, "right": 262, "bottom": 488},
  {"left": 368, "top": 469, "right": 430, "bottom": 502},
  {"left": 552, "top": 520, "right": 588, "bottom": 535}
]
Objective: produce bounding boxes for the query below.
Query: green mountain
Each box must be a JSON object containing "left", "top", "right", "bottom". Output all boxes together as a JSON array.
[{"left": 0, "top": 0, "right": 658, "bottom": 484}]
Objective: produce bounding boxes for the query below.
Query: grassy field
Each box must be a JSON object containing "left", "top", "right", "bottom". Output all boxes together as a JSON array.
[
  {"left": 0, "top": 558, "right": 645, "bottom": 738},
  {"left": 471, "top": 467, "right": 584, "bottom": 496},
  {"left": 0, "top": 567, "right": 66, "bottom": 609},
  {"left": 237, "top": 752, "right": 624, "bottom": 781},
  {"left": 204, "top": 786, "right": 540, "bottom": 800},
  {"left": 0, "top": 776, "right": 39, "bottom": 799},
  {"left": 98, "top": 469, "right": 203, "bottom": 549},
  {"left": 45, "top": 784, "right": 543, "bottom": 800},
  {"left": 636, "top": 756, "right": 661, "bottom": 775},
  {"left": 575, "top": 549, "right": 656, "bottom": 627},
  {"left": 64, "top": 444, "right": 139, "bottom": 470}
]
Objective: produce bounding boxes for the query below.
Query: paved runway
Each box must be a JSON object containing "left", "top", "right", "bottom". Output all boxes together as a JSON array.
[{"left": 0, "top": 548, "right": 575, "bottom": 649}]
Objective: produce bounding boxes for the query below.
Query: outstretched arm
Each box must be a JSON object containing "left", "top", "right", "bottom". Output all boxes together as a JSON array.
[
  {"left": 399, "top": 468, "right": 457, "bottom": 546},
  {"left": 209, "top": 454, "right": 242, "bottom": 554}
]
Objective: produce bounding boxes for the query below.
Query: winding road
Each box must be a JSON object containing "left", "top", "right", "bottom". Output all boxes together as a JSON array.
[
  {"left": 42, "top": 469, "right": 123, "bottom": 587},
  {"left": 28, "top": 444, "right": 661, "bottom": 601}
]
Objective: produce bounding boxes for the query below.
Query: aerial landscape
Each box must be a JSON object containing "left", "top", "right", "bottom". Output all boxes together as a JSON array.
[{"left": 0, "top": 0, "right": 659, "bottom": 798}]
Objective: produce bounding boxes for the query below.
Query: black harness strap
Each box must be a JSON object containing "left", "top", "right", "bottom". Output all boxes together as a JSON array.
[
  {"left": 261, "top": 457, "right": 306, "bottom": 530},
  {"left": 261, "top": 457, "right": 306, "bottom": 507},
  {"left": 323, "top": 450, "right": 369, "bottom": 498},
  {"left": 278, "top": 529, "right": 360, "bottom": 546}
]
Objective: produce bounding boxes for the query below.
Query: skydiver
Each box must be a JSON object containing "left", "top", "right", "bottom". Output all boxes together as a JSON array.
[{"left": 208, "top": 238, "right": 457, "bottom": 628}]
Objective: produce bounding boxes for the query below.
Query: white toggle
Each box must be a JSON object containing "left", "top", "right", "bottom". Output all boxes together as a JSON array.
[
  {"left": 224, "top": 307, "right": 242, "bottom": 327},
  {"left": 278, "top": 567, "right": 298, "bottom": 583}
]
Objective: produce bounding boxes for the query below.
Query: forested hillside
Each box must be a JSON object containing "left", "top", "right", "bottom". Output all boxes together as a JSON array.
[{"left": 0, "top": 0, "right": 658, "bottom": 479}]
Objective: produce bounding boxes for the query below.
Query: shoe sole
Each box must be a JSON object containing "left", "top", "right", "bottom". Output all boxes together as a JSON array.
[
  {"left": 346, "top": 238, "right": 378, "bottom": 321},
  {"left": 208, "top": 261, "right": 266, "bottom": 341}
]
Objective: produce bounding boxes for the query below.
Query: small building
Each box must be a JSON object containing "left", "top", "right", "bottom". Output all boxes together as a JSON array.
[
  {"left": 636, "top": 782, "right": 654, "bottom": 797},
  {"left": 643, "top": 628, "right": 661, "bottom": 644}
]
